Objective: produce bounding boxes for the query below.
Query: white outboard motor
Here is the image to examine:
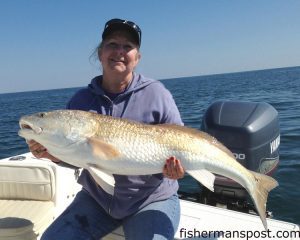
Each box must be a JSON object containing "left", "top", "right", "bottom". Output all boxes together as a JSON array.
[{"left": 200, "top": 100, "right": 280, "bottom": 213}]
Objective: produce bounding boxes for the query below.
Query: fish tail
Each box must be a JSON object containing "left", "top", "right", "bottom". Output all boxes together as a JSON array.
[{"left": 249, "top": 171, "right": 279, "bottom": 230}]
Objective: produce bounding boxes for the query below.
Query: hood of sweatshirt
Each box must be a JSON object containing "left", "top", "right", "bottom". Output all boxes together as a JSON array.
[{"left": 88, "top": 72, "right": 156, "bottom": 97}]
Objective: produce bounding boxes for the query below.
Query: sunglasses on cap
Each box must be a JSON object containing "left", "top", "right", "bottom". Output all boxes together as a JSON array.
[{"left": 103, "top": 18, "right": 142, "bottom": 46}]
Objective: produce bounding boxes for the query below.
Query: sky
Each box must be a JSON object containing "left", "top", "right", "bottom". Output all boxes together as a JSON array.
[{"left": 1, "top": 0, "right": 300, "bottom": 94}]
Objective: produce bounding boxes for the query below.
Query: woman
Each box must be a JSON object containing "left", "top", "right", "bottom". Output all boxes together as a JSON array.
[{"left": 28, "top": 18, "right": 184, "bottom": 240}]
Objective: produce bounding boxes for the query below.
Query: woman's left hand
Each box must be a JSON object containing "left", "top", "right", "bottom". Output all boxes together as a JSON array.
[{"left": 163, "top": 156, "right": 185, "bottom": 179}]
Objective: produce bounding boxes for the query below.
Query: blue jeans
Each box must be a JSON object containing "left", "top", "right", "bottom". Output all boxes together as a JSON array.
[{"left": 41, "top": 190, "right": 180, "bottom": 240}]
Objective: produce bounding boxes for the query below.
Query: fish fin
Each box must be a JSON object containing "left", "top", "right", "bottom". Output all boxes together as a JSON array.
[
  {"left": 249, "top": 171, "right": 278, "bottom": 230},
  {"left": 88, "top": 137, "right": 121, "bottom": 160},
  {"left": 87, "top": 164, "right": 115, "bottom": 195},
  {"left": 187, "top": 170, "right": 215, "bottom": 192}
]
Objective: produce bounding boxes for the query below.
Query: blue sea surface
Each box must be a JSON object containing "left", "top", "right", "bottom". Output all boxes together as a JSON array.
[{"left": 0, "top": 66, "right": 299, "bottom": 224}]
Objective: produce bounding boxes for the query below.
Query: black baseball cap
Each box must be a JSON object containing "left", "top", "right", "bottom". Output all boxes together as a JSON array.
[{"left": 102, "top": 18, "right": 142, "bottom": 47}]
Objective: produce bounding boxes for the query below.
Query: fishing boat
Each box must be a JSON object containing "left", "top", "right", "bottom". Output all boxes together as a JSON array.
[{"left": 0, "top": 101, "right": 299, "bottom": 239}]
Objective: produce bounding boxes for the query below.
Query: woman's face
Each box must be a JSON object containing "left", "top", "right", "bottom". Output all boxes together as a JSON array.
[{"left": 98, "top": 31, "right": 141, "bottom": 77}]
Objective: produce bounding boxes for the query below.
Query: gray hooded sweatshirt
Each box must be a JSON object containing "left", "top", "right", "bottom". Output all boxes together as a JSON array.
[{"left": 67, "top": 73, "right": 183, "bottom": 219}]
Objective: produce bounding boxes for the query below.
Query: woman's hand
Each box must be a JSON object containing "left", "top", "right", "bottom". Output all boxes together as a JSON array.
[
  {"left": 163, "top": 156, "right": 185, "bottom": 179},
  {"left": 27, "top": 140, "right": 60, "bottom": 163}
]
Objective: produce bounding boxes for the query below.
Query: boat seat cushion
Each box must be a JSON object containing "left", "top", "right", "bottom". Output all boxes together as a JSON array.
[
  {"left": 0, "top": 162, "right": 55, "bottom": 201},
  {"left": 0, "top": 161, "right": 56, "bottom": 239},
  {"left": 0, "top": 199, "right": 55, "bottom": 239}
]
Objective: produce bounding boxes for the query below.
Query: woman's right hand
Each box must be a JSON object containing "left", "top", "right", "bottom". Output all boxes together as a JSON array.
[{"left": 27, "top": 140, "right": 61, "bottom": 163}]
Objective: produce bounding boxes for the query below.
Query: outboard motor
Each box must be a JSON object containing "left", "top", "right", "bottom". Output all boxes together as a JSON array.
[{"left": 200, "top": 101, "right": 280, "bottom": 214}]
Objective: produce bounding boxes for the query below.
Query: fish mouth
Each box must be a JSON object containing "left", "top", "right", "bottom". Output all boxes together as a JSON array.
[
  {"left": 19, "top": 120, "right": 43, "bottom": 135},
  {"left": 21, "top": 123, "right": 32, "bottom": 130}
]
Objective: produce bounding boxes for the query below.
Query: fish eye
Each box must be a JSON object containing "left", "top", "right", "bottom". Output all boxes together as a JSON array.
[{"left": 39, "top": 113, "right": 45, "bottom": 118}]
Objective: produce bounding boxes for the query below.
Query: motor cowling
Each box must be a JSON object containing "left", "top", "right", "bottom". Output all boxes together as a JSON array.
[{"left": 201, "top": 101, "right": 280, "bottom": 201}]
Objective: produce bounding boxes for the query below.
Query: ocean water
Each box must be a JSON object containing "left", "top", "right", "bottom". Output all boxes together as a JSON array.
[{"left": 0, "top": 66, "right": 299, "bottom": 224}]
